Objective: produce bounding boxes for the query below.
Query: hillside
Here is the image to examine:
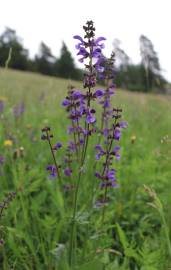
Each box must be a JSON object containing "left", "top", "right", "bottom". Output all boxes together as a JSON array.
[{"left": 0, "top": 68, "right": 171, "bottom": 269}]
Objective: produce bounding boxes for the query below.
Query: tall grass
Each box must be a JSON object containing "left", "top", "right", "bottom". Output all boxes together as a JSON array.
[{"left": 0, "top": 68, "right": 171, "bottom": 269}]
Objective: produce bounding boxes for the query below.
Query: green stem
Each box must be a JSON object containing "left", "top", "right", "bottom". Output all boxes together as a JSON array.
[
  {"left": 160, "top": 210, "right": 171, "bottom": 258},
  {"left": 46, "top": 131, "right": 61, "bottom": 184}
]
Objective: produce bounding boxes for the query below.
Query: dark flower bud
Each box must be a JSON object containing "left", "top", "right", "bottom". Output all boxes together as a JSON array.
[{"left": 41, "top": 135, "right": 47, "bottom": 140}]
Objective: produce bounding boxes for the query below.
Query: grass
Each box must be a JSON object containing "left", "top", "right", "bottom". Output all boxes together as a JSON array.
[{"left": 0, "top": 68, "right": 171, "bottom": 269}]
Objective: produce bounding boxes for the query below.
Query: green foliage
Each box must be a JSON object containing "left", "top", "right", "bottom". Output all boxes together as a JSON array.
[
  {"left": 0, "top": 28, "right": 29, "bottom": 70},
  {"left": 0, "top": 69, "right": 171, "bottom": 269}
]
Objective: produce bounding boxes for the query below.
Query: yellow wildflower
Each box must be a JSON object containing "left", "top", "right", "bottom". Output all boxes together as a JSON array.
[
  {"left": 26, "top": 124, "right": 32, "bottom": 129},
  {"left": 0, "top": 96, "right": 7, "bottom": 102},
  {"left": 131, "top": 135, "right": 136, "bottom": 144},
  {"left": 4, "top": 140, "right": 13, "bottom": 146}
]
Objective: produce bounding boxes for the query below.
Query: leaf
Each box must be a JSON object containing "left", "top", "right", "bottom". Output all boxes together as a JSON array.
[
  {"left": 116, "top": 223, "right": 129, "bottom": 250},
  {"left": 78, "top": 259, "right": 103, "bottom": 270}
]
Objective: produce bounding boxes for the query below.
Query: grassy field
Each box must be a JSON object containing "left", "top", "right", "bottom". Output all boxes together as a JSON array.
[{"left": 0, "top": 68, "right": 171, "bottom": 269}]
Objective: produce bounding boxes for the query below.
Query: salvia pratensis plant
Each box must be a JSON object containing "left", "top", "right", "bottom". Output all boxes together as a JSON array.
[{"left": 41, "top": 20, "right": 127, "bottom": 267}]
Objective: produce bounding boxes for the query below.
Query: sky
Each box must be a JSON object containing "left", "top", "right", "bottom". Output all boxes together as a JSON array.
[{"left": 0, "top": 0, "right": 171, "bottom": 81}]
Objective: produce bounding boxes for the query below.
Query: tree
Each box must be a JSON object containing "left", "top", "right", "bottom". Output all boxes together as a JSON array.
[
  {"left": 113, "top": 39, "right": 132, "bottom": 88},
  {"left": 55, "top": 42, "right": 82, "bottom": 80},
  {"left": 139, "top": 35, "right": 164, "bottom": 91},
  {"left": 0, "top": 27, "right": 29, "bottom": 70},
  {"left": 34, "top": 42, "right": 56, "bottom": 76}
]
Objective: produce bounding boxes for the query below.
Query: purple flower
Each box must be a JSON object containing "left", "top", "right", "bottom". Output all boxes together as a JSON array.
[
  {"left": 86, "top": 115, "right": 96, "bottom": 124},
  {"left": 53, "top": 142, "right": 62, "bottom": 150},
  {"left": 106, "top": 169, "right": 116, "bottom": 181},
  {"left": 73, "top": 35, "right": 84, "bottom": 42},
  {"left": 112, "top": 146, "right": 121, "bottom": 160},
  {"left": 47, "top": 165, "right": 57, "bottom": 177},
  {"left": 95, "top": 144, "right": 105, "bottom": 160},
  {"left": 67, "top": 125, "right": 74, "bottom": 134},
  {"left": 68, "top": 141, "right": 76, "bottom": 152},
  {"left": 103, "top": 128, "right": 109, "bottom": 137},
  {"left": 95, "top": 172, "right": 101, "bottom": 179},
  {"left": 94, "top": 89, "right": 104, "bottom": 99},
  {"left": 95, "top": 37, "right": 106, "bottom": 48},
  {"left": 74, "top": 23, "right": 106, "bottom": 65},
  {"left": 114, "top": 129, "right": 121, "bottom": 140},
  {"left": 100, "top": 181, "right": 117, "bottom": 188},
  {"left": 119, "top": 121, "right": 128, "bottom": 128},
  {"left": 104, "top": 98, "right": 110, "bottom": 108},
  {"left": 79, "top": 137, "right": 84, "bottom": 144},
  {"left": 72, "top": 90, "right": 83, "bottom": 100},
  {"left": 64, "top": 168, "right": 72, "bottom": 177},
  {"left": 95, "top": 169, "right": 117, "bottom": 188},
  {"left": 92, "top": 48, "right": 102, "bottom": 58},
  {"left": 62, "top": 99, "right": 71, "bottom": 107}
]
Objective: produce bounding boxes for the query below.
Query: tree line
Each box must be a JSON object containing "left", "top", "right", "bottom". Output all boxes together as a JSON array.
[{"left": 0, "top": 27, "right": 168, "bottom": 92}]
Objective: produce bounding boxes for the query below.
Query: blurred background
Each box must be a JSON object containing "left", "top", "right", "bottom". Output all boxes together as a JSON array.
[{"left": 0, "top": 0, "right": 171, "bottom": 93}]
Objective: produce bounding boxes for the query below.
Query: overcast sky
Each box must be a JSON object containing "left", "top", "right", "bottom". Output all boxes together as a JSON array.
[{"left": 0, "top": 0, "right": 170, "bottom": 81}]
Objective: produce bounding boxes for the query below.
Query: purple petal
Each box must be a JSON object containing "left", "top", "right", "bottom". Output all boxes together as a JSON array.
[
  {"left": 73, "top": 35, "right": 84, "bottom": 43},
  {"left": 62, "top": 99, "right": 71, "bottom": 106},
  {"left": 64, "top": 168, "right": 72, "bottom": 177},
  {"left": 115, "top": 153, "right": 121, "bottom": 160},
  {"left": 119, "top": 121, "right": 128, "bottom": 128},
  {"left": 95, "top": 37, "right": 106, "bottom": 44},
  {"left": 95, "top": 144, "right": 103, "bottom": 151},
  {"left": 72, "top": 91, "right": 83, "bottom": 99},
  {"left": 95, "top": 172, "right": 101, "bottom": 179},
  {"left": 53, "top": 142, "right": 62, "bottom": 150},
  {"left": 86, "top": 114, "right": 96, "bottom": 124},
  {"left": 103, "top": 128, "right": 109, "bottom": 137},
  {"left": 94, "top": 89, "right": 104, "bottom": 98},
  {"left": 114, "top": 129, "right": 121, "bottom": 140},
  {"left": 113, "top": 146, "right": 121, "bottom": 152}
]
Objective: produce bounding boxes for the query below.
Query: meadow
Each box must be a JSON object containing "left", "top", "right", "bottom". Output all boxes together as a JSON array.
[{"left": 0, "top": 68, "right": 171, "bottom": 269}]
